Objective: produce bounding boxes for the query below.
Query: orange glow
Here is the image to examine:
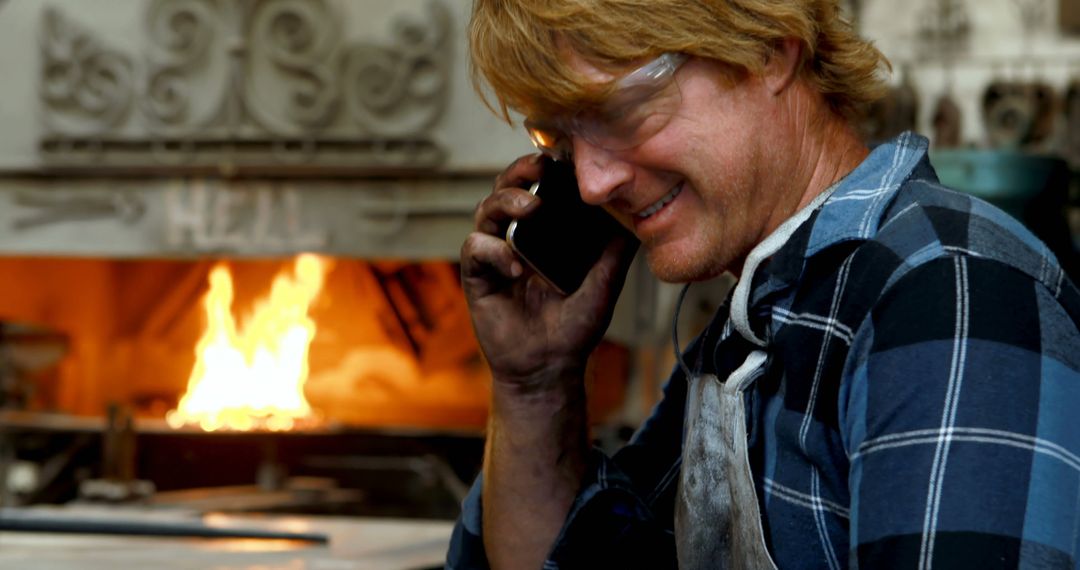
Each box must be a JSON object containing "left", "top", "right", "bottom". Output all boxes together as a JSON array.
[{"left": 166, "top": 254, "right": 331, "bottom": 432}]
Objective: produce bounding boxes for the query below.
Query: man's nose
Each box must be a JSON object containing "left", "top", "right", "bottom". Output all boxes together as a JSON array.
[{"left": 572, "top": 137, "right": 633, "bottom": 206}]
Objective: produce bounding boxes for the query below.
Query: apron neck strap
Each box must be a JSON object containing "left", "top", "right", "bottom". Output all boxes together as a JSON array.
[{"left": 672, "top": 282, "right": 694, "bottom": 379}]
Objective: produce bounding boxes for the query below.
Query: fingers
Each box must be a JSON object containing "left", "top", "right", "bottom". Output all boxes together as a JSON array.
[
  {"left": 460, "top": 231, "right": 525, "bottom": 298},
  {"left": 474, "top": 154, "right": 544, "bottom": 236},
  {"left": 474, "top": 187, "right": 540, "bottom": 236},
  {"left": 548, "top": 231, "right": 637, "bottom": 348},
  {"left": 578, "top": 230, "right": 640, "bottom": 303},
  {"left": 493, "top": 153, "right": 544, "bottom": 193}
]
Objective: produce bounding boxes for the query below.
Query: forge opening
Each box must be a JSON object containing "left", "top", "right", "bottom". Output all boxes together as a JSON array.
[{"left": 0, "top": 256, "right": 629, "bottom": 432}]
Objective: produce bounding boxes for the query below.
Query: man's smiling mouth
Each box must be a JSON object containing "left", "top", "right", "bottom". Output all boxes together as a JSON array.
[{"left": 637, "top": 182, "right": 684, "bottom": 218}]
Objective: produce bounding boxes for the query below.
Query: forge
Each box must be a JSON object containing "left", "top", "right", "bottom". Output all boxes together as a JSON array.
[{"left": 0, "top": 250, "right": 636, "bottom": 517}]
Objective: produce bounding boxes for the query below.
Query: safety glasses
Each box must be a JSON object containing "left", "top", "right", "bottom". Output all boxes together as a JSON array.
[{"left": 524, "top": 52, "right": 689, "bottom": 160}]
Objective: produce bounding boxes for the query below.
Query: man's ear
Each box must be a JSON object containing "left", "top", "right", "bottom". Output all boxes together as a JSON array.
[{"left": 764, "top": 37, "right": 802, "bottom": 96}]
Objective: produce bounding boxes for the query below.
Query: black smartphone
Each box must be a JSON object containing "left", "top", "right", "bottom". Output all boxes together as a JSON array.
[{"left": 505, "top": 157, "right": 635, "bottom": 295}]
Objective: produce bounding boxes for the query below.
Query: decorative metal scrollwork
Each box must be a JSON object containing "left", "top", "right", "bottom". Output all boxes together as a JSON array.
[
  {"left": 144, "top": 0, "right": 218, "bottom": 132},
  {"left": 39, "top": 1, "right": 453, "bottom": 170},
  {"left": 40, "top": 8, "right": 134, "bottom": 135},
  {"left": 13, "top": 190, "right": 146, "bottom": 231},
  {"left": 245, "top": 0, "right": 340, "bottom": 135},
  {"left": 343, "top": 0, "right": 451, "bottom": 137}
]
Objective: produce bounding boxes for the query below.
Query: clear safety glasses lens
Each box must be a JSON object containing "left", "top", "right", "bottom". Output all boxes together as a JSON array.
[{"left": 525, "top": 53, "right": 688, "bottom": 157}]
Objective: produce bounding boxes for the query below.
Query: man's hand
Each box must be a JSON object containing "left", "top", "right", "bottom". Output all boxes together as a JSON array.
[
  {"left": 461, "top": 154, "right": 638, "bottom": 569},
  {"left": 460, "top": 154, "right": 639, "bottom": 390}
]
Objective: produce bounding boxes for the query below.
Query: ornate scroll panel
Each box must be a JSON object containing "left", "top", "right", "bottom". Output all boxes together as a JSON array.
[
  {"left": 40, "top": 7, "right": 135, "bottom": 137},
  {"left": 39, "top": 0, "right": 452, "bottom": 174}
]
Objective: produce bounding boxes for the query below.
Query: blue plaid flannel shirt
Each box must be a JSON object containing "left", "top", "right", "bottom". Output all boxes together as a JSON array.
[{"left": 447, "top": 132, "right": 1080, "bottom": 569}]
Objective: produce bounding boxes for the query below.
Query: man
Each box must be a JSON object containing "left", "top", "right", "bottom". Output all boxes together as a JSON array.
[{"left": 449, "top": 0, "right": 1080, "bottom": 568}]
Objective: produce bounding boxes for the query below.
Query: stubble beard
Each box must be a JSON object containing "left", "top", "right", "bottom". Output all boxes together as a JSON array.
[{"left": 642, "top": 227, "right": 735, "bottom": 284}]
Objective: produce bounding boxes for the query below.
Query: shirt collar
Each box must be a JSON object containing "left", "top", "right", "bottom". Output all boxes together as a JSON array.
[
  {"left": 806, "top": 131, "right": 931, "bottom": 256},
  {"left": 729, "top": 131, "right": 931, "bottom": 346}
]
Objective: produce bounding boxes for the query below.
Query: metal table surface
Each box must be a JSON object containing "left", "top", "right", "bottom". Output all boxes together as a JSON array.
[{"left": 0, "top": 506, "right": 453, "bottom": 570}]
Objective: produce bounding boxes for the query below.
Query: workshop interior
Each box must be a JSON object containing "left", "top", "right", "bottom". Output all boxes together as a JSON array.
[{"left": 0, "top": 0, "right": 1078, "bottom": 567}]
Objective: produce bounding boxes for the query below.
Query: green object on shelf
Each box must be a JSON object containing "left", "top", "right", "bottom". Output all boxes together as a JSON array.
[{"left": 929, "top": 149, "right": 1067, "bottom": 220}]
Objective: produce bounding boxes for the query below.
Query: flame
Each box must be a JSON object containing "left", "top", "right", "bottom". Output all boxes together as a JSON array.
[{"left": 166, "top": 254, "right": 330, "bottom": 432}]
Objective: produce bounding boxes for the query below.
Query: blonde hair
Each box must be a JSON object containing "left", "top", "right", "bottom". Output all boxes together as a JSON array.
[{"left": 469, "top": 0, "right": 890, "bottom": 122}]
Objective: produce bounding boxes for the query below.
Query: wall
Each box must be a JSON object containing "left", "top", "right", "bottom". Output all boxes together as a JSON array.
[{"left": 860, "top": 0, "right": 1080, "bottom": 151}]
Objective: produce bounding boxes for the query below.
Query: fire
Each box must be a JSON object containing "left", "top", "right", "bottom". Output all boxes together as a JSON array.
[{"left": 166, "top": 254, "right": 331, "bottom": 432}]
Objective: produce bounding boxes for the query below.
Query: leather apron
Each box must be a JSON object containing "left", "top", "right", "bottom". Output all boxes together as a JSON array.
[
  {"left": 671, "top": 186, "right": 836, "bottom": 568},
  {"left": 674, "top": 350, "right": 777, "bottom": 569}
]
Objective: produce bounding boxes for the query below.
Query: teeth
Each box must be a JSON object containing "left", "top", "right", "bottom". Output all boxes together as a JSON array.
[{"left": 638, "top": 183, "right": 683, "bottom": 218}]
